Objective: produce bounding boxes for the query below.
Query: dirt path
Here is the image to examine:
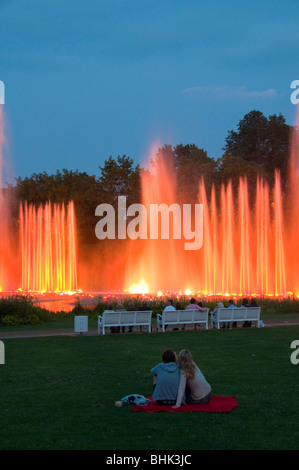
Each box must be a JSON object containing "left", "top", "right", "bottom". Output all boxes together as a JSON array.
[
  {"left": 1, "top": 318, "right": 299, "bottom": 339},
  {"left": 0, "top": 327, "right": 98, "bottom": 339}
]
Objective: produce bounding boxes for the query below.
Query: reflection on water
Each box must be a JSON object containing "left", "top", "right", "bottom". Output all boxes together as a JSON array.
[
  {"left": 38, "top": 300, "right": 76, "bottom": 312},
  {"left": 35, "top": 293, "right": 100, "bottom": 312}
]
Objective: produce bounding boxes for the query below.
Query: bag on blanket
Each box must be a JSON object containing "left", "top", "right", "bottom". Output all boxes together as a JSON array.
[{"left": 121, "top": 394, "right": 150, "bottom": 406}]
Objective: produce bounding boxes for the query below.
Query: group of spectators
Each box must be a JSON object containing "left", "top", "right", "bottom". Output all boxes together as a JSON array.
[
  {"left": 211, "top": 297, "right": 259, "bottom": 328},
  {"left": 102, "top": 297, "right": 260, "bottom": 407},
  {"left": 160, "top": 297, "right": 208, "bottom": 331},
  {"left": 102, "top": 296, "right": 259, "bottom": 332},
  {"left": 103, "top": 300, "right": 151, "bottom": 333}
]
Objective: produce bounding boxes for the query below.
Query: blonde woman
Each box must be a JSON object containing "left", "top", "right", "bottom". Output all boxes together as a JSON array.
[{"left": 173, "top": 349, "right": 212, "bottom": 408}]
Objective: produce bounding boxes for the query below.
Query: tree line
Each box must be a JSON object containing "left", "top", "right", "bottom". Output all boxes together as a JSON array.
[{"left": 8, "top": 109, "right": 293, "bottom": 250}]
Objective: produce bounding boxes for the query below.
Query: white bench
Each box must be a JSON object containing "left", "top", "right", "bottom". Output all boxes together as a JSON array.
[
  {"left": 210, "top": 307, "right": 261, "bottom": 330},
  {"left": 157, "top": 309, "right": 209, "bottom": 332},
  {"left": 98, "top": 310, "right": 152, "bottom": 335}
]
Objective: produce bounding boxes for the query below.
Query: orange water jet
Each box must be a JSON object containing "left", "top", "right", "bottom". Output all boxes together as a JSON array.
[
  {"left": 1, "top": 102, "right": 299, "bottom": 298},
  {"left": 19, "top": 201, "right": 78, "bottom": 292},
  {"left": 125, "top": 138, "right": 298, "bottom": 297},
  {"left": 288, "top": 105, "right": 299, "bottom": 294},
  {"left": 0, "top": 105, "right": 17, "bottom": 291}
]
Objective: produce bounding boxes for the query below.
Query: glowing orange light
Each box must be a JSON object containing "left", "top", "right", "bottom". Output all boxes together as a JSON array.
[
  {"left": 122, "top": 138, "right": 299, "bottom": 298},
  {"left": 128, "top": 279, "right": 150, "bottom": 294},
  {"left": 19, "top": 201, "right": 78, "bottom": 293},
  {"left": 1, "top": 106, "right": 299, "bottom": 298}
]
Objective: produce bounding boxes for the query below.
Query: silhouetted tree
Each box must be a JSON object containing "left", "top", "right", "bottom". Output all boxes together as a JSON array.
[
  {"left": 15, "top": 169, "right": 101, "bottom": 247},
  {"left": 223, "top": 110, "right": 291, "bottom": 190},
  {"left": 150, "top": 143, "right": 217, "bottom": 203},
  {"left": 175, "top": 144, "right": 218, "bottom": 202},
  {"left": 98, "top": 155, "right": 140, "bottom": 206}
]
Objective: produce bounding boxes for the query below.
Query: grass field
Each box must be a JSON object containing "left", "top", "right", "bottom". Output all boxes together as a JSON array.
[{"left": 1, "top": 326, "right": 299, "bottom": 450}]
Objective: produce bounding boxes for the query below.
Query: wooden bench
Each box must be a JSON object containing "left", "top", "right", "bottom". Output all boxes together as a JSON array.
[
  {"left": 210, "top": 307, "right": 261, "bottom": 330},
  {"left": 157, "top": 309, "right": 209, "bottom": 332},
  {"left": 98, "top": 310, "right": 152, "bottom": 335}
]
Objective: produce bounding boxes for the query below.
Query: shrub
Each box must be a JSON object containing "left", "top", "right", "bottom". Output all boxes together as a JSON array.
[{"left": 0, "top": 295, "right": 51, "bottom": 326}]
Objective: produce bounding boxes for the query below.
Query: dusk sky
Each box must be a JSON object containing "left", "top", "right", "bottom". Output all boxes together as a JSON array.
[{"left": 1, "top": 0, "right": 299, "bottom": 182}]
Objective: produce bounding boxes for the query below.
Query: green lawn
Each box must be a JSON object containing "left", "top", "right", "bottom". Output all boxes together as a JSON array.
[{"left": 1, "top": 326, "right": 299, "bottom": 450}]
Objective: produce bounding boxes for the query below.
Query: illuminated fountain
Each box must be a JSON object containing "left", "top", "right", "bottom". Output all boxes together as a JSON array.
[
  {"left": 19, "top": 200, "right": 78, "bottom": 293},
  {"left": 124, "top": 108, "right": 299, "bottom": 297},
  {"left": 287, "top": 107, "right": 299, "bottom": 295},
  {"left": 0, "top": 106, "right": 17, "bottom": 292},
  {"left": 124, "top": 162, "right": 289, "bottom": 297},
  {"left": 0, "top": 105, "right": 78, "bottom": 296},
  {"left": 124, "top": 153, "right": 188, "bottom": 295},
  {"left": 1, "top": 100, "right": 299, "bottom": 299}
]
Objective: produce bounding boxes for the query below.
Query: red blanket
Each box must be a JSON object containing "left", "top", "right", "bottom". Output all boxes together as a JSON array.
[{"left": 133, "top": 395, "right": 238, "bottom": 413}]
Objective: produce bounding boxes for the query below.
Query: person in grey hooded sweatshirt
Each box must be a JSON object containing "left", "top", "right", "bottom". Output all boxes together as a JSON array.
[{"left": 150, "top": 349, "right": 180, "bottom": 405}]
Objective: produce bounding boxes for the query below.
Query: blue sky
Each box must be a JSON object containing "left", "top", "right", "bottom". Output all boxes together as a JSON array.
[{"left": 1, "top": 0, "right": 299, "bottom": 182}]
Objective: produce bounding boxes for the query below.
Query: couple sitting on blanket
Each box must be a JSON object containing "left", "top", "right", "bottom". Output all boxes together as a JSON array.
[{"left": 151, "top": 348, "right": 212, "bottom": 408}]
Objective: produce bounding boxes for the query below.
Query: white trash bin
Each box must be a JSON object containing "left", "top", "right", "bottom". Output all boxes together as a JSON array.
[{"left": 74, "top": 315, "right": 88, "bottom": 334}]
